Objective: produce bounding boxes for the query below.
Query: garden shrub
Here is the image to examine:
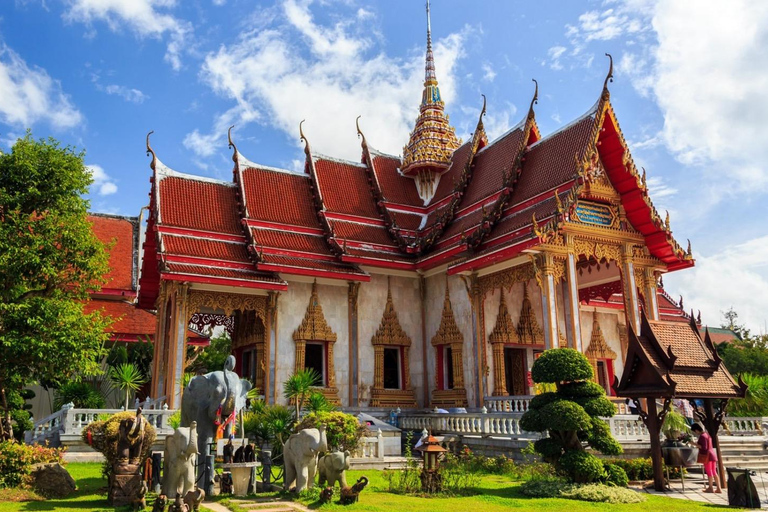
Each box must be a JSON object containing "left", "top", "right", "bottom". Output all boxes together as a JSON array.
[
  {"left": 81, "top": 411, "right": 156, "bottom": 478},
  {"left": 558, "top": 450, "right": 605, "bottom": 484},
  {"left": 520, "top": 479, "right": 646, "bottom": 504},
  {"left": 604, "top": 457, "right": 683, "bottom": 480},
  {"left": 520, "top": 348, "right": 622, "bottom": 484},
  {"left": 0, "top": 440, "right": 65, "bottom": 488},
  {"left": 603, "top": 463, "right": 629, "bottom": 487},
  {"left": 54, "top": 381, "right": 106, "bottom": 410},
  {"left": 383, "top": 431, "right": 420, "bottom": 494},
  {"left": 295, "top": 411, "right": 367, "bottom": 452}
]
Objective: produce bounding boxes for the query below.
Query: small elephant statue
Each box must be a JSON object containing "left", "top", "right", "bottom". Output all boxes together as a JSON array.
[
  {"left": 340, "top": 476, "right": 368, "bottom": 505},
  {"left": 162, "top": 422, "right": 198, "bottom": 498},
  {"left": 168, "top": 494, "right": 189, "bottom": 512},
  {"left": 151, "top": 494, "right": 168, "bottom": 512},
  {"left": 183, "top": 488, "right": 205, "bottom": 512},
  {"left": 319, "top": 486, "right": 334, "bottom": 504},
  {"left": 117, "top": 407, "right": 146, "bottom": 464},
  {"left": 283, "top": 425, "right": 328, "bottom": 492},
  {"left": 318, "top": 450, "right": 351, "bottom": 488}
]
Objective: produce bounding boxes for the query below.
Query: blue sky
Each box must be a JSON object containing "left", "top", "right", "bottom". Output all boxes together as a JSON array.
[{"left": 1, "top": 0, "right": 767, "bottom": 333}]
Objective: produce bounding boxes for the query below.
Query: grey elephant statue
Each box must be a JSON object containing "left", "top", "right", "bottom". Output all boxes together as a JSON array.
[
  {"left": 318, "top": 450, "right": 351, "bottom": 488},
  {"left": 162, "top": 422, "right": 198, "bottom": 498},
  {"left": 283, "top": 425, "right": 328, "bottom": 492},
  {"left": 180, "top": 355, "right": 251, "bottom": 463}
]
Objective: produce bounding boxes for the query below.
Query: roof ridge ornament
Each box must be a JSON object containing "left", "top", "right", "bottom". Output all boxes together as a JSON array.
[
  {"left": 529, "top": 79, "right": 539, "bottom": 114},
  {"left": 480, "top": 94, "right": 487, "bottom": 118},
  {"left": 603, "top": 53, "right": 614, "bottom": 92},
  {"left": 146, "top": 130, "right": 156, "bottom": 170},
  {"left": 299, "top": 119, "right": 310, "bottom": 156},
  {"left": 355, "top": 115, "right": 367, "bottom": 146},
  {"left": 227, "top": 125, "right": 238, "bottom": 162}
]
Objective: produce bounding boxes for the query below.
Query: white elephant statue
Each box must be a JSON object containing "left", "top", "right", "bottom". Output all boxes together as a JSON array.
[
  {"left": 162, "top": 421, "right": 198, "bottom": 498},
  {"left": 318, "top": 450, "right": 351, "bottom": 488},
  {"left": 283, "top": 425, "right": 327, "bottom": 492}
]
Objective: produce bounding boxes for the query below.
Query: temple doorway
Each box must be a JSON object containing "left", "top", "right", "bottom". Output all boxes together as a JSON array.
[
  {"left": 504, "top": 347, "right": 527, "bottom": 395},
  {"left": 383, "top": 347, "right": 401, "bottom": 389},
  {"left": 304, "top": 342, "right": 326, "bottom": 385}
]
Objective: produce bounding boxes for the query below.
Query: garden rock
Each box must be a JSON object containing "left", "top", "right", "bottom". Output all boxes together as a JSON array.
[{"left": 29, "top": 462, "right": 76, "bottom": 497}]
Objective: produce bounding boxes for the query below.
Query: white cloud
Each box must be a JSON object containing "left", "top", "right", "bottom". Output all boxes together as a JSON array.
[
  {"left": 87, "top": 164, "right": 118, "bottom": 195},
  {"left": 62, "top": 0, "right": 191, "bottom": 70},
  {"left": 668, "top": 235, "right": 768, "bottom": 333},
  {"left": 0, "top": 44, "right": 82, "bottom": 129},
  {"left": 482, "top": 103, "right": 518, "bottom": 142},
  {"left": 104, "top": 84, "right": 148, "bottom": 103},
  {"left": 193, "top": 0, "right": 469, "bottom": 160},
  {"left": 547, "top": 45, "right": 566, "bottom": 70},
  {"left": 481, "top": 62, "right": 496, "bottom": 82}
]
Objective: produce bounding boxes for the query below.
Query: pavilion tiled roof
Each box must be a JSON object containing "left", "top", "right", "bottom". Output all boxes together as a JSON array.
[
  {"left": 241, "top": 165, "right": 321, "bottom": 229},
  {"left": 615, "top": 314, "right": 745, "bottom": 399},
  {"left": 158, "top": 173, "right": 242, "bottom": 235},
  {"left": 163, "top": 234, "right": 251, "bottom": 263},
  {"left": 370, "top": 152, "right": 422, "bottom": 205},
  {"left": 89, "top": 214, "right": 138, "bottom": 291}
]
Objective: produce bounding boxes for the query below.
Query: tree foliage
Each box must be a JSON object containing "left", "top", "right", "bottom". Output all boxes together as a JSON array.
[
  {"left": 520, "top": 348, "right": 621, "bottom": 484},
  {"left": 0, "top": 133, "right": 111, "bottom": 439},
  {"left": 185, "top": 332, "right": 232, "bottom": 375}
]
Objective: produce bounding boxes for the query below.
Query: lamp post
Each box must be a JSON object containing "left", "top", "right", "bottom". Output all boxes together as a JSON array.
[{"left": 415, "top": 432, "right": 447, "bottom": 493}]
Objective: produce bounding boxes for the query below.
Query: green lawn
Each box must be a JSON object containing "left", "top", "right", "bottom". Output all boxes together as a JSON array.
[{"left": 0, "top": 464, "right": 736, "bottom": 512}]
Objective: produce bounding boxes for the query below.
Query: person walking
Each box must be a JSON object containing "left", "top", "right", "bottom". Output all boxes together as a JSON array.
[{"left": 692, "top": 423, "right": 721, "bottom": 493}]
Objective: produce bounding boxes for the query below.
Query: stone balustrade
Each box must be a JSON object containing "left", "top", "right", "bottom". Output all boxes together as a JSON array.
[
  {"left": 723, "top": 417, "right": 767, "bottom": 436},
  {"left": 352, "top": 428, "right": 385, "bottom": 460},
  {"left": 25, "top": 403, "right": 178, "bottom": 446},
  {"left": 484, "top": 395, "right": 534, "bottom": 413}
]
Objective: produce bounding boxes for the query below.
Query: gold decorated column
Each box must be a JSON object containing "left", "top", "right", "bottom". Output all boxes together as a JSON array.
[
  {"left": 348, "top": 282, "right": 360, "bottom": 406},
  {"left": 534, "top": 253, "right": 560, "bottom": 350},
  {"left": 621, "top": 243, "right": 641, "bottom": 334},
  {"left": 564, "top": 236, "right": 583, "bottom": 351},
  {"left": 491, "top": 343, "right": 506, "bottom": 395},
  {"left": 643, "top": 268, "right": 660, "bottom": 321},
  {"left": 327, "top": 342, "right": 337, "bottom": 388},
  {"left": 451, "top": 342, "right": 465, "bottom": 389},
  {"left": 294, "top": 340, "right": 306, "bottom": 375},
  {"left": 373, "top": 345, "right": 385, "bottom": 389}
]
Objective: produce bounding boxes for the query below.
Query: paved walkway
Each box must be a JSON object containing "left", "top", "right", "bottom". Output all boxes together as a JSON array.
[
  {"left": 637, "top": 471, "right": 768, "bottom": 509},
  {"left": 204, "top": 498, "right": 311, "bottom": 512}
]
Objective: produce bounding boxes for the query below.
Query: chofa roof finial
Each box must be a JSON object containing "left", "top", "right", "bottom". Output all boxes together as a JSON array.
[
  {"left": 603, "top": 53, "right": 614, "bottom": 90},
  {"left": 146, "top": 130, "right": 156, "bottom": 170},
  {"left": 299, "top": 119, "right": 310, "bottom": 155},
  {"left": 480, "top": 94, "right": 487, "bottom": 118},
  {"left": 530, "top": 78, "right": 539, "bottom": 113},
  {"left": 355, "top": 115, "right": 366, "bottom": 145},
  {"left": 228, "top": 125, "right": 239, "bottom": 163}
]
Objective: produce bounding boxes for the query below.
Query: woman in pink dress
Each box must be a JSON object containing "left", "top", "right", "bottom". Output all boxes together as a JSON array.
[{"left": 692, "top": 423, "right": 721, "bottom": 493}]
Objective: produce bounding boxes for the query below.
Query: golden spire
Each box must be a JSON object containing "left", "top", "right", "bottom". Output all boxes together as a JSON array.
[{"left": 401, "top": 0, "right": 461, "bottom": 202}]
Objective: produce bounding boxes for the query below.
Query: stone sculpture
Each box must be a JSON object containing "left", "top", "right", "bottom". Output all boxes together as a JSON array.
[
  {"left": 283, "top": 425, "right": 328, "bottom": 492},
  {"left": 183, "top": 488, "right": 205, "bottom": 512},
  {"left": 319, "top": 486, "right": 334, "bottom": 504},
  {"left": 151, "top": 494, "right": 168, "bottom": 512},
  {"left": 117, "top": 407, "right": 146, "bottom": 464},
  {"left": 111, "top": 408, "right": 148, "bottom": 507},
  {"left": 244, "top": 443, "right": 256, "bottom": 462},
  {"left": 168, "top": 493, "right": 189, "bottom": 512},
  {"left": 340, "top": 476, "right": 368, "bottom": 505},
  {"left": 223, "top": 439, "right": 234, "bottom": 464},
  {"left": 162, "top": 422, "right": 198, "bottom": 498},
  {"left": 181, "top": 356, "right": 251, "bottom": 463},
  {"left": 132, "top": 481, "right": 148, "bottom": 511},
  {"left": 318, "top": 450, "right": 351, "bottom": 488}
]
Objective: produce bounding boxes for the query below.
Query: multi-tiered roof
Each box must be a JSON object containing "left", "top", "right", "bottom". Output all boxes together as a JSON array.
[{"left": 138, "top": 10, "right": 694, "bottom": 310}]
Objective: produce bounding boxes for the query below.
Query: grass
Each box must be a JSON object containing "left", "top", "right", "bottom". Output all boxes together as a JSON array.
[
  {"left": 0, "top": 464, "right": 737, "bottom": 512},
  {"left": 222, "top": 470, "right": 736, "bottom": 512}
]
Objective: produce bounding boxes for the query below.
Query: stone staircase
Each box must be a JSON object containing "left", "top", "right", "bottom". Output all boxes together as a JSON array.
[{"left": 718, "top": 435, "right": 768, "bottom": 471}]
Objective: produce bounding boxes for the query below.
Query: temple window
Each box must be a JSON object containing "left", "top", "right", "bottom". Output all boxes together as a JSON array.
[
  {"left": 231, "top": 309, "right": 266, "bottom": 393},
  {"left": 584, "top": 314, "right": 618, "bottom": 396},
  {"left": 369, "top": 280, "right": 417, "bottom": 407},
  {"left": 293, "top": 281, "right": 340, "bottom": 404},
  {"left": 430, "top": 281, "right": 468, "bottom": 408}
]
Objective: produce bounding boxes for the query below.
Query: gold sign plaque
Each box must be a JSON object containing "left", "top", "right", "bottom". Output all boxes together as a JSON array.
[{"left": 573, "top": 200, "right": 617, "bottom": 228}]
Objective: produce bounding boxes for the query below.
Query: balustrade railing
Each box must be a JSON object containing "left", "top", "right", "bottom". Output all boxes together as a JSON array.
[
  {"left": 484, "top": 395, "right": 534, "bottom": 413},
  {"left": 723, "top": 417, "right": 767, "bottom": 436},
  {"left": 352, "top": 429, "right": 384, "bottom": 460},
  {"left": 25, "top": 403, "right": 178, "bottom": 445}
]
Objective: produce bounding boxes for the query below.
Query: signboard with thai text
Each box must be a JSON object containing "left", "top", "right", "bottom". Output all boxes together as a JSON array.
[{"left": 574, "top": 200, "right": 616, "bottom": 227}]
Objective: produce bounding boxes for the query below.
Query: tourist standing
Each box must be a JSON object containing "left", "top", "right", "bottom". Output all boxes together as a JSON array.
[{"left": 692, "top": 423, "right": 721, "bottom": 493}]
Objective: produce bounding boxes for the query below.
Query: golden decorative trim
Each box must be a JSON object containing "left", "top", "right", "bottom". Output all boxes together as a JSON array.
[
  {"left": 431, "top": 389, "right": 468, "bottom": 408},
  {"left": 488, "top": 292, "right": 515, "bottom": 344},
  {"left": 372, "top": 282, "right": 412, "bottom": 347},
  {"left": 478, "top": 263, "right": 535, "bottom": 296},
  {"left": 559, "top": 331, "right": 568, "bottom": 348},
  {"left": 585, "top": 315, "right": 617, "bottom": 361},
  {"left": 517, "top": 283, "right": 544, "bottom": 345},
  {"left": 431, "top": 281, "right": 464, "bottom": 347},
  {"left": 293, "top": 281, "right": 337, "bottom": 343},
  {"left": 573, "top": 239, "right": 622, "bottom": 263},
  {"left": 187, "top": 290, "right": 267, "bottom": 318}
]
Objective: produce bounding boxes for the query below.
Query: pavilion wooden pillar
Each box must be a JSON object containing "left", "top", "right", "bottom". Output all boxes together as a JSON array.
[
  {"left": 150, "top": 284, "right": 170, "bottom": 400},
  {"left": 155, "top": 282, "right": 190, "bottom": 409},
  {"left": 621, "top": 243, "right": 641, "bottom": 334},
  {"left": 564, "top": 236, "right": 583, "bottom": 351},
  {"left": 265, "top": 291, "right": 279, "bottom": 405},
  {"left": 641, "top": 397, "right": 671, "bottom": 492},
  {"left": 536, "top": 253, "right": 559, "bottom": 350}
]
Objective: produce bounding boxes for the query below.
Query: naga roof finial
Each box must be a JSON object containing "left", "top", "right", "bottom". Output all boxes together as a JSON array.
[
  {"left": 299, "top": 119, "right": 310, "bottom": 155},
  {"left": 530, "top": 78, "right": 539, "bottom": 114},
  {"left": 355, "top": 115, "right": 366, "bottom": 145},
  {"left": 603, "top": 53, "right": 614, "bottom": 91},
  {"left": 480, "top": 94, "right": 487, "bottom": 118},
  {"left": 227, "top": 125, "right": 239, "bottom": 162},
  {"left": 146, "top": 130, "right": 156, "bottom": 170}
]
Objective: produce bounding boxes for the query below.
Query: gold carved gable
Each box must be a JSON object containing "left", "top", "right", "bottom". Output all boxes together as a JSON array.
[
  {"left": 372, "top": 282, "right": 412, "bottom": 347},
  {"left": 188, "top": 290, "right": 267, "bottom": 318},
  {"left": 517, "top": 283, "right": 544, "bottom": 345},
  {"left": 478, "top": 263, "right": 535, "bottom": 297},
  {"left": 488, "top": 292, "right": 515, "bottom": 344},
  {"left": 293, "top": 281, "right": 337, "bottom": 343},
  {"left": 585, "top": 315, "right": 617, "bottom": 360},
  {"left": 431, "top": 281, "right": 464, "bottom": 347}
]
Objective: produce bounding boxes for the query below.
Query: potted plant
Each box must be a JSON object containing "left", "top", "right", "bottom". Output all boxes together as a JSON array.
[{"left": 662, "top": 409, "right": 690, "bottom": 445}]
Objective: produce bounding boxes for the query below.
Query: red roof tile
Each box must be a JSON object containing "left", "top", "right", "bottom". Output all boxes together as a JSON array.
[
  {"left": 241, "top": 167, "right": 321, "bottom": 228},
  {"left": 330, "top": 220, "right": 397, "bottom": 247},
  {"left": 431, "top": 141, "right": 473, "bottom": 203},
  {"left": 314, "top": 158, "right": 380, "bottom": 219},
  {"left": 462, "top": 127, "right": 525, "bottom": 207},
  {"left": 251, "top": 228, "right": 334, "bottom": 255},
  {"left": 648, "top": 320, "right": 713, "bottom": 369},
  {"left": 89, "top": 214, "right": 136, "bottom": 290},
  {"left": 158, "top": 176, "right": 242, "bottom": 235},
  {"left": 84, "top": 299, "right": 155, "bottom": 336},
  {"left": 164, "top": 262, "right": 283, "bottom": 285},
  {"left": 163, "top": 234, "right": 251, "bottom": 263},
  {"left": 371, "top": 153, "right": 422, "bottom": 206},
  {"left": 259, "top": 254, "right": 367, "bottom": 275}
]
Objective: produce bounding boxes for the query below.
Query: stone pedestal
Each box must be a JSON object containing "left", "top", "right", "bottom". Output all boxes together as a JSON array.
[
  {"left": 110, "top": 463, "right": 143, "bottom": 506},
  {"left": 220, "top": 462, "right": 259, "bottom": 496}
]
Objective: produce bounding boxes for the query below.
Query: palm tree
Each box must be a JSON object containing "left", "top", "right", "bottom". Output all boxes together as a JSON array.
[
  {"left": 283, "top": 368, "right": 320, "bottom": 418},
  {"left": 109, "top": 363, "right": 148, "bottom": 410}
]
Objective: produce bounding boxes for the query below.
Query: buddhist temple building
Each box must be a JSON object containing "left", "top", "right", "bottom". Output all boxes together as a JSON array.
[{"left": 138, "top": 4, "right": 695, "bottom": 409}]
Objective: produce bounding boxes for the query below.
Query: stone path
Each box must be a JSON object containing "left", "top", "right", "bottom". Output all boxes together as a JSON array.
[
  {"left": 637, "top": 471, "right": 768, "bottom": 509},
  {"left": 203, "top": 498, "right": 311, "bottom": 512}
]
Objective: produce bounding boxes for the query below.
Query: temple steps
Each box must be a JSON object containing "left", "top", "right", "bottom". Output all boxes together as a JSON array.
[{"left": 718, "top": 436, "right": 768, "bottom": 471}]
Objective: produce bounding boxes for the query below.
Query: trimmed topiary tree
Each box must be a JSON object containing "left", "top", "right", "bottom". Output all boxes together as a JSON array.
[{"left": 520, "top": 348, "right": 622, "bottom": 483}]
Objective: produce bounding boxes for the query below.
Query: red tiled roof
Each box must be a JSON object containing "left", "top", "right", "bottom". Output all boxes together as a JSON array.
[
  {"left": 84, "top": 299, "right": 155, "bottom": 337},
  {"left": 389, "top": 211, "right": 423, "bottom": 231},
  {"left": 163, "top": 262, "right": 284, "bottom": 285},
  {"left": 314, "top": 158, "right": 380, "bottom": 219},
  {"left": 371, "top": 153, "right": 422, "bottom": 206},
  {"left": 241, "top": 167, "right": 320, "bottom": 229},
  {"left": 163, "top": 234, "right": 251, "bottom": 263},
  {"left": 89, "top": 214, "right": 136, "bottom": 290},
  {"left": 343, "top": 246, "right": 416, "bottom": 264},
  {"left": 462, "top": 127, "right": 525, "bottom": 207},
  {"left": 259, "top": 254, "right": 367, "bottom": 275},
  {"left": 648, "top": 320, "right": 714, "bottom": 369},
  {"left": 158, "top": 176, "right": 242, "bottom": 235},
  {"left": 251, "top": 228, "right": 334, "bottom": 256},
  {"left": 431, "top": 141, "right": 473, "bottom": 204},
  {"left": 330, "top": 219, "right": 397, "bottom": 247}
]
